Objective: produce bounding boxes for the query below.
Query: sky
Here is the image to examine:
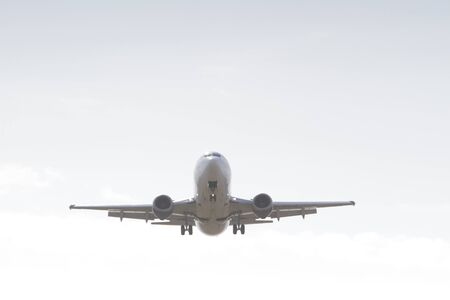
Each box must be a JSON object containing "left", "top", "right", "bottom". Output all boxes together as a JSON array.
[{"left": 1, "top": 0, "right": 450, "bottom": 299}]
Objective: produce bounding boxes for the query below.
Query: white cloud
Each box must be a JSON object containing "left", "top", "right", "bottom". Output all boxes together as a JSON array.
[
  {"left": 0, "top": 164, "right": 62, "bottom": 194},
  {"left": 0, "top": 211, "right": 448, "bottom": 300},
  {"left": 100, "top": 187, "right": 135, "bottom": 202}
]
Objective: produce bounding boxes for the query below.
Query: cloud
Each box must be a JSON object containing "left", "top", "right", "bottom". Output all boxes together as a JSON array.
[
  {"left": 0, "top": 211, "right": 448, "bottom": 300},
  {"left": 0, "top": 164, "right": 62, "bottom": 194},
  {"left": 100, "top": 187, "right": 135, "bottom": 202},
  {"left": 58, "top": 97, "right": 105, "bottom": 112}
]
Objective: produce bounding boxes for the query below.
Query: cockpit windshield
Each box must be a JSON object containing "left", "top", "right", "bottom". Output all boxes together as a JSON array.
[{"left": 203, "top": 151, "right": 222, "bottom": 158}]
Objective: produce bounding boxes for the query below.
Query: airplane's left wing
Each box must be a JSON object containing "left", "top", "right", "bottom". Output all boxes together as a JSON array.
[{"left": 229, "top": 197, "right": 355, "bottom": 225}]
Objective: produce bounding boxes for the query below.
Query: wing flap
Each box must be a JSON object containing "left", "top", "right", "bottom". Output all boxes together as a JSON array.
[
  {"left": 151, "top": 219, "right": 195, "bottom": 226},
  {"left": 270, "top": 207, "right": 317, "bottom": 219},
  {"left": 108, "top": 211, "right": 156, "bottom": 221},
  {"left": 230, "top": 219, "right": 273, "bottom": 225}
]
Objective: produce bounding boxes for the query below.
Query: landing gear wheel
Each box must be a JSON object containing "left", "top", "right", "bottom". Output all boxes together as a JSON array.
[
  {"left": 232, "top": 224, "right": 238, "bottom": 235},
  {"left": 240, "top": 224, "right": 245, "bottom": 235},
  {"left": 181, "top": 225, "right": 185, "bottom": 235},
  {"left": 188, "top": 225, "right": 193, "bottom": 235}
]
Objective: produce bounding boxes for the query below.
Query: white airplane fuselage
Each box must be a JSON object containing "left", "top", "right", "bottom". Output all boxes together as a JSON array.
[{"left": 194, "top": 153, "right": 232, "bottom": 235}]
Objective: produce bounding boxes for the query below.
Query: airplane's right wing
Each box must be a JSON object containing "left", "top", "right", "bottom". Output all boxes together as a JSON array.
[{"left": 70, "top": 199, "right": 197, "bottom": 224}]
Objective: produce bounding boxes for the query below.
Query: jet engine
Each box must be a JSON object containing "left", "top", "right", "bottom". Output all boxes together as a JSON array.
[
  {"left": 252, "top": 193, "right": 273, "bottom": 219},
  {"left": 152, "top": 195, "right": 174, "bottom": 220}
]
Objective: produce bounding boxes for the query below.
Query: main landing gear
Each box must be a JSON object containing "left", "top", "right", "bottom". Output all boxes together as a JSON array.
[
  {"left": 181, "top": 225, "right": 193, "bottom": 236},
  {"left": 232, "top": 224, "right": 245, "bottom": 235}
]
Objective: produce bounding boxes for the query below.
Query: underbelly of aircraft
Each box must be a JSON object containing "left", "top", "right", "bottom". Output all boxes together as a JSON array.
[
  {"left": 196, "top": 220, "right": 228, "bottom": 235},
  {"left": 195, "top": 192, "right": 229, "bottom": 235}
]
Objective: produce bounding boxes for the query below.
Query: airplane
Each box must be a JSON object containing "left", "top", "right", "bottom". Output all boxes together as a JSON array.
[{"left": 70, "top": 151, "right": 355, "bottom": 236}]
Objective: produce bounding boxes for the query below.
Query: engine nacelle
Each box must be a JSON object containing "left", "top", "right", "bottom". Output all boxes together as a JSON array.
[
  {"left": 152, "top": 195, "right": 174, "bottom": 220},
  {"left": 252, "top": 193, "right": 273, "bottom": 219}
]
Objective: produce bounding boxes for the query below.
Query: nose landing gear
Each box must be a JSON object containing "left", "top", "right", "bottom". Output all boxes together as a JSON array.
[
  {"left": 232, "top": 224, "right": 245, "bottom": 235},
  {"left": 208, "top": 181, "right": 218, "bottom": 190},
  {"left": 180, "top": 225, "right": 193, "bottom": 235},
  {"left": 208, "top": 181, "right": 218, "bottom": 202}
]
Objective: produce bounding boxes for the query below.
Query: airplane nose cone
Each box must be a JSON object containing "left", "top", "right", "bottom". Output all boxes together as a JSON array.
[
  {"left": 194, "top": 152, "right": 231, "bottom": 183},
  {"left": 206, "top": 158, "right": 221, "bottom": 172}
]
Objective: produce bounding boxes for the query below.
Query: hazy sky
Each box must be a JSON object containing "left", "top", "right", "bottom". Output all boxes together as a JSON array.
[{"left": 1, "top": 1, "right": 449, "bottom": 299}]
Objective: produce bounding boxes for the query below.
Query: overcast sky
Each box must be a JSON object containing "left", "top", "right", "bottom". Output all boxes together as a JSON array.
[{"left": 1, "top": 0, "right": 449, "bottom": 299}]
